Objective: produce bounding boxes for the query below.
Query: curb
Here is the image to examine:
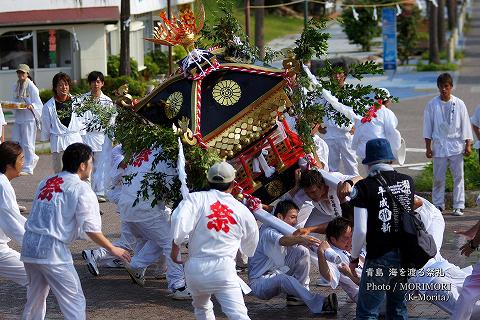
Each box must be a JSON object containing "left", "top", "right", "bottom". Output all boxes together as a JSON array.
[{"left": 417, "top": 191, "right": 479, "bottom": 209}]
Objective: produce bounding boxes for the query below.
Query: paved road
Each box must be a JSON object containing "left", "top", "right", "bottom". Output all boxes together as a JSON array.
[{"left": 2, "top": 3, "right": 480, "bottom": 319}]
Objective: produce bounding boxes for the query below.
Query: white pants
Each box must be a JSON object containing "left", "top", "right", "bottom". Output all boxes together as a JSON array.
[
  {"left": 433, "top": 154, "right": 465, "bottom": 209},
  {"left": 0, "top": 245, "right": 28, "bottom": 286},
  {"left": 22, "top": 263, "right": 86, "bottom": 320},
  {"left": 91, "top": 150, "right": 105, "bottom": 196},
  {"left": 52, "top": 151, "right": 63, "bottom": 173},
  {"left": 186, "top": 257, "right": 250, "bottom": 320},
  {"left": 325, "top": 137, "right": 359, "bottom": 176},
  {"left": 125, "top": 216, "right": 185, "bottom": 291},
  {"left": 427, "top": 214, "right": 445, "bottom": 253},
  {"left": 250, "top": 246, "right": 326, "bottom": 313},
  {"left": 12, "top": 121, "right": 38, "bottom": 173},
  {"left": 93, "top": 221, "right": 140, "bottom": 267},
  {"left": 452, "top": 261, "right": 480, "bottom": 319},
  {"left": 420, "top": 265, "right": 480, "bottom": 318}
]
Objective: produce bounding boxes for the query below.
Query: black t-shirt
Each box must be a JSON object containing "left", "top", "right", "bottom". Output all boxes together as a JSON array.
[
  {"left": 55, "top": 99, "right": 72, "bottom": 128},
  {"left": 350, "top": 170, "right": 414, "bottom": 259}
]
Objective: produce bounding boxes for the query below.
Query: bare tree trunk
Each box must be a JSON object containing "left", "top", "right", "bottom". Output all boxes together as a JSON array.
[
  {"left": 120, "top": 0, "right": 131, "bottom": 76},
  {"left": 438, "top": 0, "right": 447, "bottom": 52},
  {"left": 429, "top": 1, "right": 440, "bottom": 64},
  {"left": 254, "top": 0, "right": 265, "bottom": 58},
  {"left": 447, "top": 0, "right": 457, "bottom": 30}
]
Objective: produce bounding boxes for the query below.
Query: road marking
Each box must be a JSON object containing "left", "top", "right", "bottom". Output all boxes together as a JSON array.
[
  {"left": 405, "top": 148, "right": 427, "bottom": 153},
  {"left": 392, "top": 161, "right": 431, "bottom": 169}
]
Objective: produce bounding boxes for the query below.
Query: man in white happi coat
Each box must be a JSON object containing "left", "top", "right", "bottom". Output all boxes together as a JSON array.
[
  {"left": 171, "top": 162, "right": 259, "bottom": 320},
  {"left": 471, "top": 105, "right": 480, "bottom": 163},
  {"left": 82, "top": 144, "right": 138, "bottom": 275},
  {"left": 0, "top": 142, "right": 28, "bottom": 287},
  {"left": 452, "top": 219, "right": 480, "bottom": 319},
  {"left": 20, "top": 143, "right": 130, "bottom": 320},
  {"left": 120, "top": 146, "right": 189, "bottom": 299},
  {"left": 11, "top": 64, "right": 43, "bottom": 175},
  {"left": 80, "top": 71, "right": 113, "bottom": 202},
  {"left": 423, "top": 73, "right": 473, "bottom": 216},
  {"left": 284, "top": 169, "right": 361, "bottom": 234},
  {"left": 317, "top": 217, "right": 363, "bottom": 302},
  {"left": 248, "top": 200, "right": 337, "bottom": 313},
  {"left": 41, "top": 72, "right": 83, "bottom": 173},
  {"left": 320, "top": 88, "right": 402, "bottom": 162},
  {"left": 320, "top": 62, "right": 359, "bottom": 176},
  {"left": 0, "top": 104, "right": 6, "bottom": 143}
]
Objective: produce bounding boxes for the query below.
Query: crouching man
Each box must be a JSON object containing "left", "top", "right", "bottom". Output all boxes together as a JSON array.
[{"left": 248, "top": 200, "right": 338, "bottom": 314}]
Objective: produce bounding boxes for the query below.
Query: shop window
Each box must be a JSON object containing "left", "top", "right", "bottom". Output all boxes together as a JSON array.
[
  {"left": 0, "top": 31, "right": 34, "bottom": 70},
  {"left": 37, "top": 29, "right": 73, "bottom": 68}
]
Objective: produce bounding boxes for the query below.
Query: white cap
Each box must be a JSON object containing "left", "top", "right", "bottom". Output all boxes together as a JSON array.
[{"left": 207, "top": 162, "right": 236, "bottom": 183}]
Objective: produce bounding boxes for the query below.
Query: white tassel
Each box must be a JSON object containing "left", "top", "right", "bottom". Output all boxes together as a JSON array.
[
  {"left": 430, "top": 0, "right": 438, "bottom": 7},
  {"left": 396, "top": 4, "right": 402, "bottom": 16},
  {"left": 177, "top": 137, "right": 189, "bottom": 199},
  {"left": 181, "top": 48, "right": 217, "bottom": 77},
  {"left": 373, "top": 6, "right": 378, "bottom": 21},
  {"left": 352, "top": 6, "right": 359, "bottom": 21}
]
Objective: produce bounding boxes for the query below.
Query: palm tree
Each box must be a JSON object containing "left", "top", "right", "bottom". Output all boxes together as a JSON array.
[
  {"left": 254, "top": 0, "right": 265, "bottom": 58},
  {"left": 428, "top": 0, "right": 440, "bottom": 64},
  {"left": 119, "top": 0, "right": 131, "bottom": 76},
  {"left": 447, "top": 0, "right": 457, "bottom": 30},
  {"left": 438, "top": 0, "right": 446, "bottom": 52}
]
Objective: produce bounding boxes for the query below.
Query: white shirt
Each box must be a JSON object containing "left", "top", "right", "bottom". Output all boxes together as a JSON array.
[
  {"left": 322, "top": 95, "right": 354, "bottom": 140},
  {"left": 0, "top": 174, "right": 26, "bottom": 245},
  {"left": 327, "top": 245, "right": 363, "bottom": 302},
  {"left": 80, "top": 92, "right": 113, "bottom": 151},
  {"left": 12, "top": 80, "right": 43, "bottom": 123},
  {"left": 171, "top": 190, "right": 259, "bottom": 261},
  {"left": 118, "top": 147, "right": 176, "bottom": 222},
  {"left": 313, "top": 134, "right": 329, "bottom": 171},
  {"left": 285, "top": 172, "right": 354, "bottom": 227},
  {"left": 0, "top": 105, "right": 6, "bottom": 128},
  {"left": 40, "top": 97, "right": 84, "bottom": 153},
  {"left": 248, "top": 225, "right": 288, "bottom": 280},
  {"left": 21, "top": 172, "right": 102, "bottom": 264},
  {"left": 471, "top": 106, "right": 480, "bottom": 148},
  {"left": 106, "top": 144, "right": 125, "bottom": 204},
  {"left": 352, "top": 106, "right": 402, "bottom": 159},
  {"left": 423, "top": 95, "right": 473, "bottom": 157}
]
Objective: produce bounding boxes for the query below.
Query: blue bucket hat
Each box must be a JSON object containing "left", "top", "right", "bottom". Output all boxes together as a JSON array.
[{"left": 362, "top": 138, "right": 396, "bottom": 165}]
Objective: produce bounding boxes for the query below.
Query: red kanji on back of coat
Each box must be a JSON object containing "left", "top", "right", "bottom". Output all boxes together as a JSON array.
[
  {"left": 207, "top": 201, "right": 237, "bottom": 233},
  {"left": 131, "top": 149, "right": 152, "bottom": 167},
  {"left": 38, "top": 176, "right": 64, "bottom": 201}
]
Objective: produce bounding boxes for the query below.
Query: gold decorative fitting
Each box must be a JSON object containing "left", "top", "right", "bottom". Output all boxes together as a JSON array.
[
  {"left": 115, "top": 84, "right": 135, "bottom": 108},
  {"left": 145, "top": 3, "right": 205, "bottom": 52},
  {"left": 172, "top": 117, "right": 197, "bottom": 146},
  {"left": 205, "top": 82, "right": 293, "bottom": 158},
  {"left": 212, "top": 80, "right": 242, "bottom": 106},
  {"left": 266, "top": 179, "right": 284, "bottom": 198},
  {"left": 165, "top": 91, "right": 183, "bottom": 119}
]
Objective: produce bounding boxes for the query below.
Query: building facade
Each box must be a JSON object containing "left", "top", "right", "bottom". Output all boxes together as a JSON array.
[{"left": 0, "top": 0, "right": 192, "bottom": 99}]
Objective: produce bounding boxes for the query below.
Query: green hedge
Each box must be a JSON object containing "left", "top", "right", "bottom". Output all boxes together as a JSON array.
[
  {"left": 414, "top": 150, "right": 480, "bottom": 192},
  {"left": 416, "top": 62, "right": 458, "bottom": 72}
]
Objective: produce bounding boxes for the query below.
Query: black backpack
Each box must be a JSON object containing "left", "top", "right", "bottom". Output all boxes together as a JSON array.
[{"left": 374, "top": 174, "right": 437, "bottom": 270}]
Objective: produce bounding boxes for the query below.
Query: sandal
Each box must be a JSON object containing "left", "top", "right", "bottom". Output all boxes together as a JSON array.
[{"left": 321, "top": 293, "right": 338, "bottom": 314}]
